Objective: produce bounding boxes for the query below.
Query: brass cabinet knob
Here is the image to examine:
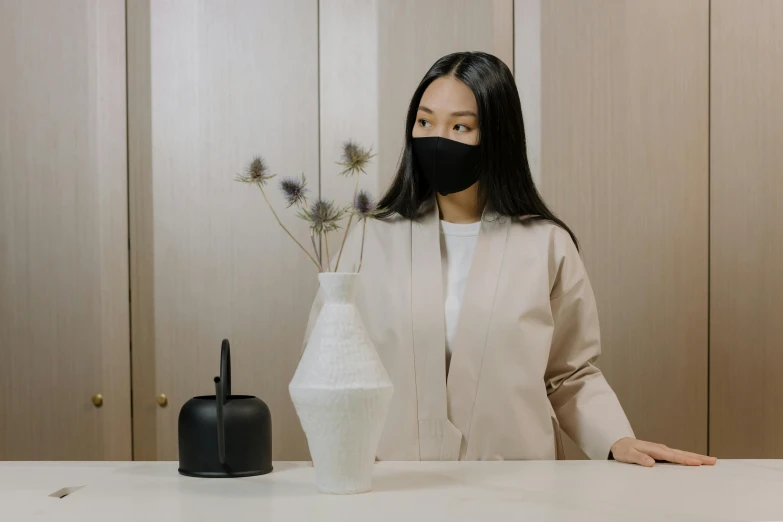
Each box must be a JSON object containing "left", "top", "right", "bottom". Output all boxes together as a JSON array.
[
  {"left": 92, "top": 394, "right": 104, "bottom": 407},
  {"left": 157, "top": 394, "right": 168, "bottom": 407}
]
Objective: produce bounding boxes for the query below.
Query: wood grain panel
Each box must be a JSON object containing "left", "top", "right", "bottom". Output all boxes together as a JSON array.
[
  {"left": 514, "top": 0, "right": 542, "bottom": 186},
  {"left": 710, "top": 0, "right": 783, "bottom": 458},
  {"left": 319, "top": 0, "right": 381, "bottom": 254},
  {"left": 128, "top": 0, "right": 319, "bottom": 461},
  {"left": 0, "top": 0, "right": 131, "bottom": 460},
  {"left": 127, "top": 0, "right": 157, "bottom": 461},
  {"left": 377, "top": 0, "right": 514, "bottom": 191},
  {"left": 541, "top": 0, "right": 709, "bottom": 455}
]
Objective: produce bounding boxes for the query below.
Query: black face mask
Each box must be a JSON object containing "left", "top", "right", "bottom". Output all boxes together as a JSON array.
[{"left": 411, "top": 137, "right": 480, "bottom": 196}]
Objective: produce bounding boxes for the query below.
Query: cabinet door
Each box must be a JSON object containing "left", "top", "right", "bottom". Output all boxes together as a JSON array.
[
  {"left": 535, "top": 0, "right": 710, "bottom": 455},
  {"left": 0, "top": 0, "right": 131, "bottom": 460},
  {"left": 710, "top": 0, "right": 783, "bottom": 458},
  {"left": 127, "top": 0, "right": 320, "bottom": 460}
]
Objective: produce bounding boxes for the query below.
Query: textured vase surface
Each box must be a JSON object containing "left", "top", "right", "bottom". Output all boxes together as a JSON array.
[{"left": 289, "top": 272, "right": 393, "bottom": 494}]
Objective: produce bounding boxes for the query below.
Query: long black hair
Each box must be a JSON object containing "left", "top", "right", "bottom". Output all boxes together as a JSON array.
[{"left": 377, "top": 51, "right": 578, "bottom": 248}]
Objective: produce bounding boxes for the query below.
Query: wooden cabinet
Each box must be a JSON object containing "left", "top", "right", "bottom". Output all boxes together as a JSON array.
[
  {"left": 126, "top": 0, "right": 321, "bottom": 461},
  {"left": 533, "top": 0, "right": 710, "bottom": 456},
  {"left": 710, "top": 0, "right": 783, "bottom": 458},
  {"left": 0, "top": 0, "right": 131, "bottom": 460}
]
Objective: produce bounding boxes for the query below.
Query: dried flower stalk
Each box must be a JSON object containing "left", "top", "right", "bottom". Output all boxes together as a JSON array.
[
  {"left": 334, "top": 141, "right": 374, "bottom": 272},
  {"left": 256, "top": 185, "right": 321, "bottom": 270},
  {"left": 236, "top": 141, "right": 379, "bottom": 273}
]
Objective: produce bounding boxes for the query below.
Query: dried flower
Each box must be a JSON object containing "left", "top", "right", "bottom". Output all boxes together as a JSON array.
[
  {"left": 297, "top": 198, "right": 347, "bottom": 234},
  {"left": 236, "top": 140, "right": 380, "bottom": 273},
  {"left": 338, "top": 140, "right": 375, "bottom": 176},
  {"left": 353, "top": 190, "right": 379, "bottom": 220},
  {"left": 279, "top": 174, "right": 309, "bottom": 208},
  {"left": 236, "top": 156, "right": 275, "bottom": 186}
]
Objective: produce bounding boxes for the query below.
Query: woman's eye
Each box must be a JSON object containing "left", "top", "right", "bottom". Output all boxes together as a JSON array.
[
  {"left": 454, "top": 124, "right": 470, "bottom": 132},
  {"left": 418, "top": 119, "right": 431, "bottom": 128}
]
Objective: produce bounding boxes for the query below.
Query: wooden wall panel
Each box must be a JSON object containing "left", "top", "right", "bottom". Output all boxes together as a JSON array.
[
  {"left": 319, "top": 0, "right": 381, "bottom": 251},
  {"left": 710, "top": 0, "right": 783, "bottom": 458},
  {"left": 128, "top": 0, "right": 319, "bottom": 461},
  {"left": 0, "top": 0, "right": 131, "bottom": 460},
  {"left": 514, "top": 0, "right": 542, "bottom": 187},
  {"left": 540, "top": 0, "right": 710, "bottom": 455}
]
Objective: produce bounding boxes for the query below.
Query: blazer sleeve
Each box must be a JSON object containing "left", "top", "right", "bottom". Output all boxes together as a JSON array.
[{"left": 544, "top": 233, "right": 635, "bottom": 460}]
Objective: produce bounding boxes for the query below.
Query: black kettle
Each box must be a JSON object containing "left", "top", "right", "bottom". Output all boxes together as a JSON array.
[{"left": 178, "top": 339, "right": 273, "bottom": 478}]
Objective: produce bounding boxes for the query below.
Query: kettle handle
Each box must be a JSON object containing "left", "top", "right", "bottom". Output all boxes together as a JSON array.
[
  {"left": 220, "top": 339, "right": 231, "bottom": 400},
  {"left": 214, "top": 377, "right": 226, "bottom": 465},
  {"left": 214, "top": 339, "right": 232, "bottom": 466}
]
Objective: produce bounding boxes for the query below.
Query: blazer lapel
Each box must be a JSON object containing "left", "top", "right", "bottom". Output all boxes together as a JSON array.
[
  {"left": 411, "top": 202, "right": 465, "bottom": 460},
  {"left": 446, "top": 210, "right": 510, "bottom": 455}
]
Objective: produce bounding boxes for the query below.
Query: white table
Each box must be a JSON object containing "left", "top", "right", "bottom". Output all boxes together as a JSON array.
[
  {"left": 1, "top": 462, "right": 123, "bottom": 519},
  {"left": 3, "top": 461, "right": 782, "bottom": 521}
]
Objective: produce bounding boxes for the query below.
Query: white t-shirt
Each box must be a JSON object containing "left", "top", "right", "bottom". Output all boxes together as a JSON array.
[{"left": 439, "top": 219, "right": 481, "bottom": 372}]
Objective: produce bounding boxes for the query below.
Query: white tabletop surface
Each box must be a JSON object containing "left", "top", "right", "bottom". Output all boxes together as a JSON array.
[
  {"left": 0, "top": 461, "right": 124, "bottom": 519},
  {"left": 2, "top": 460, "right": 782, "bottom": 522}
]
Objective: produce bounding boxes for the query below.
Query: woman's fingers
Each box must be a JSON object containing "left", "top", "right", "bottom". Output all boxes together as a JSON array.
[
  {"left": 628, "top": 449, "right": 655, "bottom": 467},
  {"left": 672, "top": 449, "right": 717, "bottom": 465},
  {"left": 611, "top": 439, "right": 655, "bottom": 466},
  {"left": 648, "top": 444, "right": 717, "bottom": 466},
  {"left": 611, "top": 438, "right": 718, "bottom": 467},
  {"left": 644, "top": 444, "right": 703, "bottom": 466}
]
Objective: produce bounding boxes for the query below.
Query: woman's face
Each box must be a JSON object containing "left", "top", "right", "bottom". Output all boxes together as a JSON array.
[{"left": 412, "top": 76, "right": 479, "bottom": 146}]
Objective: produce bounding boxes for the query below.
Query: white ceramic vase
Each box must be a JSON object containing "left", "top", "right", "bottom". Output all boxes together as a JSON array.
[{"left": 289, "top": 272, "right": 393, "bottom": 494}]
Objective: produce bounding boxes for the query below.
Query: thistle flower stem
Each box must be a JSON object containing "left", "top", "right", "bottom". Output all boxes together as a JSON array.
[
  {"left": 258, "top": 185, "right": 320, "bottom": 270},
  {"left": 324, "top": 232, "right": 331, "bottom": 272},
  {"left": 311, "top": 230, "right": 322, "bottom": 271},
  {"left": 334, "top": 175, "right": 360, "bottom": 272},
  {"left": 358, "top": 218, "right": 367, "bottom": 273}
]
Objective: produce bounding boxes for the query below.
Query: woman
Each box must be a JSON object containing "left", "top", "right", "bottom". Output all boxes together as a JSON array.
[{"left": 307, "top": 52, "right": 716, "bottom": 467}]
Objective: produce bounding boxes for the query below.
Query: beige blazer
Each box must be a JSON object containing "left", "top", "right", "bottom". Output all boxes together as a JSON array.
[{"left": 303, "top": 202, "right": 634, "bottom": 461}]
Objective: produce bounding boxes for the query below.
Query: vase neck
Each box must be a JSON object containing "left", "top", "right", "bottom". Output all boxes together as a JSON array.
[{"left": 318, "top": 272, "right": 358, "bottom": 303}]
